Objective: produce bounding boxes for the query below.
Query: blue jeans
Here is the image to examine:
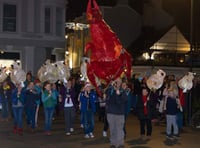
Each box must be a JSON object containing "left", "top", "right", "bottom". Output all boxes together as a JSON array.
[
  {"left": 1, "top": 101, "right": 9, "bottom": 119},
  {"left": 12, "top": 106, "right": 24, "bottom": 128},
  {"left": 44, "top": 107, "right": 54, "bottom": 131},
  {"left": 83, "top": 110, "right": 94, "bottom": 134},
  {"left": 166, "top": 115, "right": 178, "bottom": 136},
  {"left": 80, "top": 111, "right": 84, "bottom": 125},
  {"left": 26, "top": 107, "right": 36, "bottom": 129}
]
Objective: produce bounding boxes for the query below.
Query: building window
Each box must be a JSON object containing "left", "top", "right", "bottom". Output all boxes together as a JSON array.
[
  {"left": 44, "top": 7, "right": 51, "bottom": 34},
  {"left": 56, "top": 7, "right": 63, "bottom": 36},
  {"left": 3, "top": 4, "right": 17, "bottom": 32}
]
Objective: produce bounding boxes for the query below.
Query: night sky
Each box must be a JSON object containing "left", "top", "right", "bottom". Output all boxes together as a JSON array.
[
  {"left": 66, "top": 0, "right": 200, "bottom": 52},
  {"left": 66, "top": 0, "right": 117, "bottom": 21}
]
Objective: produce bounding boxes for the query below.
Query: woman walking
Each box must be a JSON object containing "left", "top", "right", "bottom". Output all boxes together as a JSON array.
[
  {"left": 60, "top": 79, "right": 76, "bottom": 135},
  {"left": 11, "top": 83, "right": 25, "bottom": 135},
  {"left": 42, "top": 81, "right": 57, "bottom": 135}
]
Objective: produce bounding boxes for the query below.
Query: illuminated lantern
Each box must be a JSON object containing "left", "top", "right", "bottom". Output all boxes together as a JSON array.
[
  {"left": 10, "top": 62, "right": 26, "bottom": 87},
  {"left": 0, "top": 67, "right": 7, "bottom": 83},
  {"left": 146, "top": 69, "right": 166, "bottom": 90},
  {"left": 84, "top": 0, "right": 132, "bottom": 95},
  {"left": 178, "top": 72, "right": 195, "bottom": 93}
]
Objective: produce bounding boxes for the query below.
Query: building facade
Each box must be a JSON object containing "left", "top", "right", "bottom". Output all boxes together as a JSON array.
[{"left": 0, "top": 0, "right": 66, "bottom": 75}]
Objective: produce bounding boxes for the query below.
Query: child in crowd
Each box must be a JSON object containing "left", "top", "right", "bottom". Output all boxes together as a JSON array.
[
  {"left": 136, "top": 87, "right": 154, "bottom": 140},
  {"left": 24, "top": 81, "right": 40, "bottom": 132},
  {"left": 42, "top": 81, "right": 57, "bottom": 135},
  {"left": 34, "top": 79, "right": 42, "bottom": 127},
  {"left": 0, "top": 80, "right": 12, "bottom": 122},
  {"left": 165, "top": 88, "right": 180, "bottom": 139},
  {"left": 60, "top": 79, "right": 76, "bottom": 136},
  {"left": 11, "top": 83, "right": 25, "bottom": 135},
  {"left": 80, "top": 83, "right": 97, "bottom": 138}
]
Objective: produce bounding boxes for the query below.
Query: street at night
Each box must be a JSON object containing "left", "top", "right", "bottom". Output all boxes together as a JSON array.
[
  {"left": 0, "top": 0, "right": 200, "bottom": 148},
  {"left": 0, "top": 112, "right": 200, "bottom": 148}
]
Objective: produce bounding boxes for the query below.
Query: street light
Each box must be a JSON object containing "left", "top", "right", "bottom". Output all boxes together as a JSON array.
[{"left": 65, "top": 22, "right": 89, "bottom": 30}]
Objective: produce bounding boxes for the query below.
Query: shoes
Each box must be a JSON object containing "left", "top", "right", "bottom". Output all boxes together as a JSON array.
[
  {"left": 172, "top": 134, "right": 180, "bottom": 139},
  {"left": 146, "top": 135, "right": 151, "bottom": 140},
  {"left": 66, "top": 132, "right": 71, "bottom": 136},
  {"left": 110, "top": 145, "right": 116, "bottom": 148},
  {"left": 118, "top": 145, "right": 125, "bottom": 148},
  {"left": 103, "top": 131, "right": 107, "bottom": 137},
  {"left": 13, "top": 126, "right": 18, "bottom": 134},
  {"left": 70, "top": 128, "right": 74, "bottom": 132},
  {"left": 166, "top": 135, "right": 173, "bottom": 140},
  {"left": 140, "top": 135, "right": 145, "bottom": 140},
  {"left": 45, "top": 131, "right": 51, "bottom": 136},
  {"left": 18, "top": 128, "right": 23, "bottom": 136},
  {"left": 31, "top": 129, "right": 35, "bottom": 134},
  {"left": 89, "top": 132, "right": 94, "bottom": 138},
  {"left": 84, "top": 134, "right": 90, "bottom": 138}
]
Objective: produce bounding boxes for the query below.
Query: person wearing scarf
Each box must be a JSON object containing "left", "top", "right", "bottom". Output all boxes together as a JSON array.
[
  {"left": 136, "top": 87, "right": 154, "bottom": 141},
  {"left": 59, "top": 79, "right": 76, "bottom": 135}
]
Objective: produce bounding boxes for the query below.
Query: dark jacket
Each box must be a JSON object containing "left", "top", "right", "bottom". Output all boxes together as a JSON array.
[
  {"left": 106, "top": 87, "right": 128, "bottom": 115},
  {"left": 80, "top": 90, "right": 97, "bottom": 113},
  {"left": 0, "top": 87, "right": 12, "bottom": 103},
  {"left": 136, "top": 95, "right": 154, "bottom": 120},
  {"left": 60, "top": 86, "right": 76, "bottom": 108},
  {"left": 166, "top": 97, "right": 178, "bottom": 115},
  {"left": 11, "top": 88, "right": 26, "bottom": 105},
  {"left": 24, "top": 89, "right": 40, "bottom": 108}
]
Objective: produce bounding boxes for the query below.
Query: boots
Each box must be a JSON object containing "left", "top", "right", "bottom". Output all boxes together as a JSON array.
[
  {"left": 13, "top": 126, "right": 18, "bottom": 134},
  {"left": 18, "top": 128, "right": 23, "bottom": 136}
]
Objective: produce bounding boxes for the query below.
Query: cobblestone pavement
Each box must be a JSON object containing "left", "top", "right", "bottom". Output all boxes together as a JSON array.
[{"left": 0, "top": 112, "right": 200, "bottom": 148}]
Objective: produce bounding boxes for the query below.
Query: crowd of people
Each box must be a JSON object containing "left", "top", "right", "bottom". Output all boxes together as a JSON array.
[{"left": 0, "top": 71, "right": 197, "bottom": 148}]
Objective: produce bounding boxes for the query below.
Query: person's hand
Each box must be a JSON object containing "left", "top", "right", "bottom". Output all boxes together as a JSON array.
[
  {"left": 85, "top": 91, "right": 89, "bottom": 98},
  {"left": 48, "top": 90, "right": 52, "bottom": 96},
  {"left": 116, "top": 89, "right": 120, "bottom": 95},
  {"left": 58, "top": 95, "right": 62, "bottom": 102}
]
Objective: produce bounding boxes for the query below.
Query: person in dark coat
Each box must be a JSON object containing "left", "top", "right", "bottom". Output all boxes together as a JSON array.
[
  {"left": 106, "top": 78, "right": 128, "bottom": 148},
  {"left": 24, "top": 81, "right": 40, "bottom": 132},
  {"left": 0, "top": 80, "right": 12, "bottom": 121},
  {"left": 136, "top": 87, "right": 154, "bottom": 140},
  {"left": 59, "top": 79, "right": 76, "bottom": 135},
  {"left": 11, "top": 83, "right": 26, "bottom": 135}
]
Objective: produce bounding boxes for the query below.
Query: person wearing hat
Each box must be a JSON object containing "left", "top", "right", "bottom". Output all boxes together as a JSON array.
[{"left": 80, "top": 82, "right": 97, "bottom": 138}]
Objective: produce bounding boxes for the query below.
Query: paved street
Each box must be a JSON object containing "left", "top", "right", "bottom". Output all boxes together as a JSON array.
[{"left": 0, "top": 112, "right": 200, "bottom": 148}]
